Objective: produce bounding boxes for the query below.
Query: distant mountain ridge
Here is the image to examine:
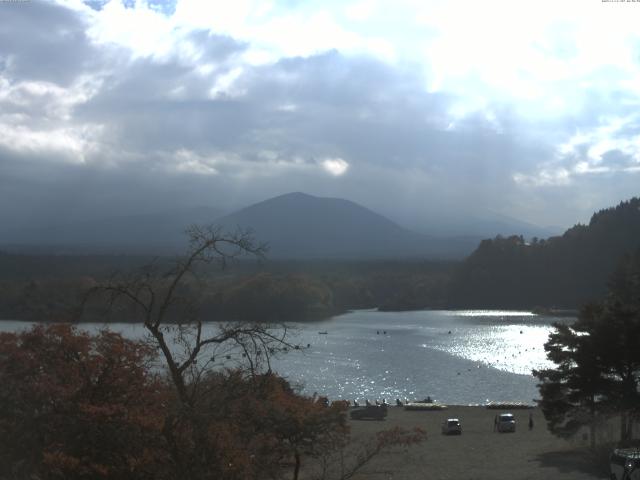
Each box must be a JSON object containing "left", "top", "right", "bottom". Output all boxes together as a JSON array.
[
  {"left": 215, "top": 192, "right": 477, "bottom": 259},
  {"left": 2, "top": 192, "right": 559, "bottom": 259},
  {"left": 449, "top": 197, "right": 640, "bottom": 308},
  {"left": 405, "top": 209, "right": 561, "bottom": 239},
  {"left": 2, "top": 207, "right": 225, "bottom": 255}
]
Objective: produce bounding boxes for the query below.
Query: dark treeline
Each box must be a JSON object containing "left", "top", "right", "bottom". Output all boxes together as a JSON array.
[
  {"left": 0, "top": 255, "right": 455, "bottom": 322},
  {"left": 0, "top": 251, "right": 160, "bottom": 280},
  {"left": 449, "top": 197, "right": 640, "bottom": 309},
  {"left": 0, "top": 252, "right": 167, "bottom": 321},
  {"left": 257, "top": 259, "right": 453, "bottom": 312}
]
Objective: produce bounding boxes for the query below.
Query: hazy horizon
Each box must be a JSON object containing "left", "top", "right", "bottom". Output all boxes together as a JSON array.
[{"left": 0, "top": 191, "right": 565, "bottom": 256}]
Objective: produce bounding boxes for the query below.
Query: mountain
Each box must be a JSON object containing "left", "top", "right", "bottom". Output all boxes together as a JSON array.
[
  {"left": 1, "top": 206, "right": 225, "bottom": 255},
  {"left": 216, "top": 192, "right": 476, "bottom": 259},
  {"left": 400, "top": 209, "right": 562, "bottom": 239},
  {"left": 458, "top": 211, "right": 561, "bottom": 239},
  {"left": 448, "top": 197, "right": 640, "bottom": 308},
  {"left": 0, "top": 191, "right": 566, "bottom": 260}
]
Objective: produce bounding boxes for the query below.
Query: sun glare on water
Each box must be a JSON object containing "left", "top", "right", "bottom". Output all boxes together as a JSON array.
[{"left": 452, "top": 310, "right": 537, "bottom": 317}]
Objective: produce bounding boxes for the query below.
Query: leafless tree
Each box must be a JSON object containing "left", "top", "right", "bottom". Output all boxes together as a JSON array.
[
  {"left": 75, "top": 225, "right": 427, "bottom": 480},
  {"left": 79, "top": 225, "right": 310, "bottom": 478},
  {"left": 82, "top": 225, "right": 295, "bottom": 407}
]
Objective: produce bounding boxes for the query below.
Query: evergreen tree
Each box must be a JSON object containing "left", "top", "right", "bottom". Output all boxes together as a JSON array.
[
  {"left": 534, "top": 308, "right": 610, "bottom": 448},
  {"left": 450, "top": 197, "right": 640, "bottom": 308},
  {"left": 534, "top": 249, "right": 640, "bottom": 446}
]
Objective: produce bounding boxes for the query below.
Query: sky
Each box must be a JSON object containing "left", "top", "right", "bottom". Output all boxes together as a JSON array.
[{"left": 1, "top": 0, "right": 640, "bottom": 235}]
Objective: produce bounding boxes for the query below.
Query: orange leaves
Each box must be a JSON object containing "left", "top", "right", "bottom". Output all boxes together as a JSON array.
[
  {"left": 0, "top": 324, "right": 170, "bottom": 480},
  {"left": 0, "top": 325, "right": 352, "bottom": 480},
  {"left": 168, "top": 370, "right": 350, "bottom": 479}
]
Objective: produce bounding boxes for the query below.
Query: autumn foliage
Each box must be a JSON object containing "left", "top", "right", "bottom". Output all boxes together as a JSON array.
[
  {"left": 157, "top": 370, "right": 349, "bottom": 480},
  {"left": 0, "top": 325, "right": 352, "bottom": 480},
  {"left": 0, "top": 324, "right": 168, "bottom": 479}
]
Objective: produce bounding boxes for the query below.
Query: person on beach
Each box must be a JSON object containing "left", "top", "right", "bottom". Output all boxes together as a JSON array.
[
  {"left": 529, "top": 412, "right": 534, "bottom": 430},
  {"left": 494, "top": 414, "right": 498, "bottom": 431}
]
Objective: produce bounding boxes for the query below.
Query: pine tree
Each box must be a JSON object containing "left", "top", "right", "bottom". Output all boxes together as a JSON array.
[{"left": 534, "top": 248, "right": 640, "bottom": 446}]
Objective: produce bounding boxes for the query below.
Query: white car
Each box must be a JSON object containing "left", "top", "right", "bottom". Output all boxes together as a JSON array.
[
  {"left": 441, "top": 418, "right": 462, "bottom": 435},
  {"left": 496, "top": 413, "right": 516, "bottom": 433},
  {"left": 610, "top": 449, "right": 640, "bottom": 480}
]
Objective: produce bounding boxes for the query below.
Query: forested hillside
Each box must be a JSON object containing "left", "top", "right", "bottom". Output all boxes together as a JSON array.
[
  {"left": 0, "top": 255, "right": 453, "bottom": 322},
  {"left": 448, "top": 198, "right": 640, "bottom": 308}
]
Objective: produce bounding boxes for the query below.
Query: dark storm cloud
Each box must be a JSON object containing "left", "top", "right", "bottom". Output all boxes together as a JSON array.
[
  {"left": 601, "top": 150, "right": 637, "bottom": 169},
  {"left": 0, "top": 1, "right": 639, "bottom": 236},
  {"left": 0, "top": 2, "right": 95, "bottom": 86},
  {"left": 72, "top": 32, "right": 250, "bottom": 152},
  {"left": 77, "top": 47, "right": 541, "bottom": 189},
  {"left": 0, "top": 5, "right": 557, "bottom": 231},
  {"left": 0, "top": 147, "right": 235, "bottom": 234}
]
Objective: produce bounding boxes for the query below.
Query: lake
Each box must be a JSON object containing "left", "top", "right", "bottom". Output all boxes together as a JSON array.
[{"left": 0, "top": 309, "right": 573, "bottom": 405}]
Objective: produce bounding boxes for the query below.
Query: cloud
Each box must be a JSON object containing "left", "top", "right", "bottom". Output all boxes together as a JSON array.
[
  {"left": 1, "top": 0, "right": 640, "bottom": 235},
  {"left": 0, "top": 2, "right": 99, "bottom": 86},
  {"left": 513, "top": 112, "right": 640, "bottom": 190},
  {"left": 321, "top": 158, "right": 349, "bottom": 176}
]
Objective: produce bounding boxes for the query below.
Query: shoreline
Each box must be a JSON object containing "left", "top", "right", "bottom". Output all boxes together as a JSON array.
[
  {"left": 340, "top": 405, "right": 608, "bottom": 480},
  {"left": 0, "top": 306, "right": 555, "bottom": 324}
]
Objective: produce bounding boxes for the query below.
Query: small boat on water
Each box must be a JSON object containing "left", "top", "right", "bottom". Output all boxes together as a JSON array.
[{"left": 318, "top": 331, "right": 328, "bottom": 335}]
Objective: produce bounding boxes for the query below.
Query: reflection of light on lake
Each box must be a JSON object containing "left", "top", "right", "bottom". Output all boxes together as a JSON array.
[
  {"left": 266, "top": 309, "right": 575, "bottom": 404},
  {"left": 432, "top": 324, "right": 554, "bottom": 375},
  {"left": 451, "top": 310, "right": 537, "bottom": 317},
  {"left": 0, "top": 310, "right": 575, "bottom": 405}
]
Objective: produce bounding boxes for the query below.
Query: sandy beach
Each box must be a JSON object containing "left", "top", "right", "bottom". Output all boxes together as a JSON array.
[{"left": 339, "top": 406, "right": 610, "bottom": 480}]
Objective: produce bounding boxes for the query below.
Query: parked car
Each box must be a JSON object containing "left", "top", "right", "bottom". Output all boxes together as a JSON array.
[
  {"left": 350, "top": 405, "right": 388, "bottom": 420},
  {"left": 496, "top": 413, "right": 516, "bottom": 433},
  {"left": 441, "top": 418, "right": 462, "bottom": 435},
  {"left": 610, "top": 448, "right": 640, "bottom": 480}
]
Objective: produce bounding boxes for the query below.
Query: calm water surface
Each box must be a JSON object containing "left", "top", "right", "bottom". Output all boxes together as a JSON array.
[{"left": 0, "top": 309, "right": 573, "bottom": 405}]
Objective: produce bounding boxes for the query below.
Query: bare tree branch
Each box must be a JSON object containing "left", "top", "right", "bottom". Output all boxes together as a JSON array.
[{"left": 79, "top": 224, "right": 294, "bottom": 410}]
